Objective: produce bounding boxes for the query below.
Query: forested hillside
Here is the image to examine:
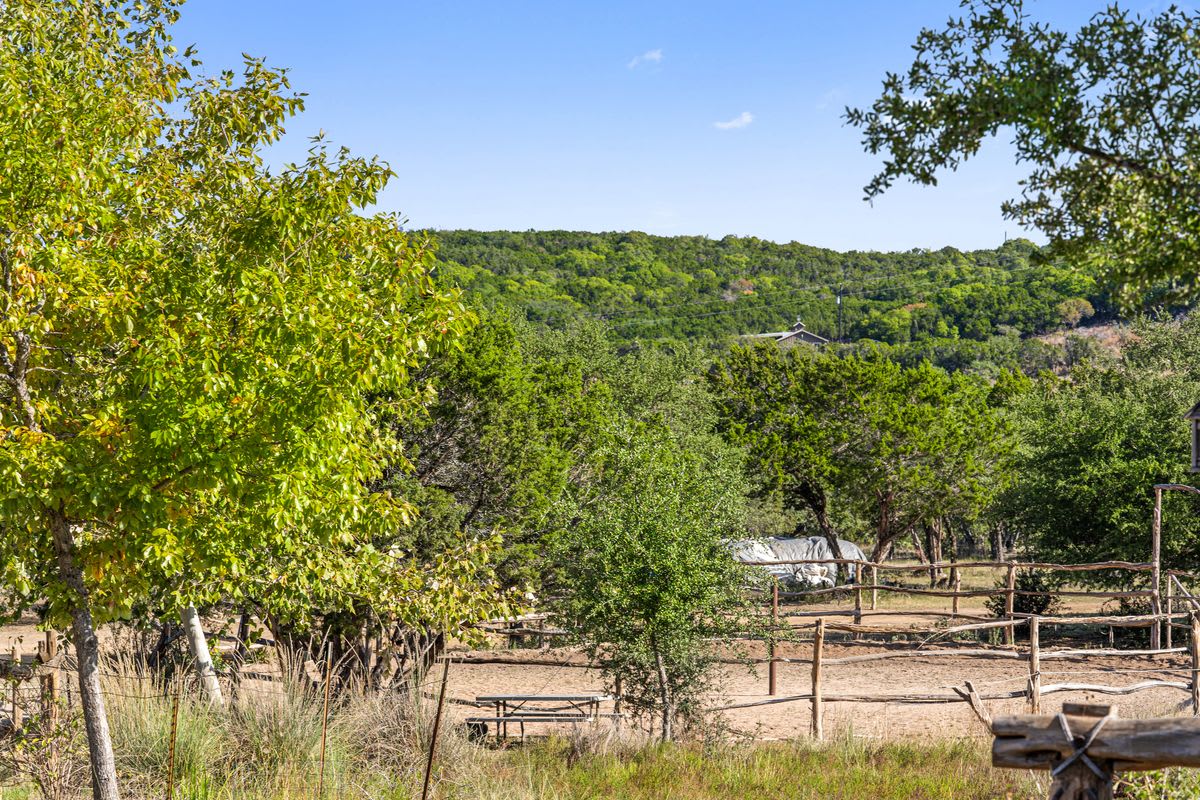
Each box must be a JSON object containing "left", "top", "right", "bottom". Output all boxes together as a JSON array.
[{"left": 433, "top": 230, "right": 1113, "bottom": 360}]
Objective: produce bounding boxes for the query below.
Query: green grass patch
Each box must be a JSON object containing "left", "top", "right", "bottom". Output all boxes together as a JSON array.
[{"left": 471, "top": 737, "right": 1040, "bottom": 800}]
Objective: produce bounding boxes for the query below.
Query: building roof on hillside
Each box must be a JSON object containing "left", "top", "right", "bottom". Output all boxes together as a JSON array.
[{"left": 743, "top": 318, "right": 829, "bottom": 346}]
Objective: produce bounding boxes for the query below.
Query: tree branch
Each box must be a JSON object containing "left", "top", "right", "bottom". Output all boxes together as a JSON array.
[
  {"left": 1060, "top": 138, "right": 1160, "bottom": 178},
  {"left": 10, "top": 331, "right": 38, "bottom": 431}
]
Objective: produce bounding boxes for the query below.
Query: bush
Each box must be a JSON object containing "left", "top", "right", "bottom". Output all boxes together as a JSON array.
[{"left": 985, "top": 570, "right": 1061, "bottom": 619}]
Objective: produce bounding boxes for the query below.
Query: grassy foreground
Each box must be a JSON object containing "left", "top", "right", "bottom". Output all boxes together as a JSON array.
[
  {"left": 0, "top": 665, "right": 1034, "bottom": 800},
  {"left": 475, "top": 739, "right": 1036, "bottom": 800},
  {"left": 1, "top": 668, "right": 1196, "bottom": 800},
  {"left": 1, "top": 731, "right": 1037, "bottom": 800}
]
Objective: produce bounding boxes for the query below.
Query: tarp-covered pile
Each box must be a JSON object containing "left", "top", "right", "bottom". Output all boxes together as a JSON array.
[{"left": 729, "top": 536, "right": 867, "bottom": 587}]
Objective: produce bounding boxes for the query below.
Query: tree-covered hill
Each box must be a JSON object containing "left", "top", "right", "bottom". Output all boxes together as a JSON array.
[{"left": 431, "top": 230, "right": 1113, "bottom": 353}]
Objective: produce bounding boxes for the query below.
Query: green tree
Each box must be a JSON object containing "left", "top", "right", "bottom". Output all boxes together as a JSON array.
[
  {"left": 384, "top": 312, "right": 604, "bottom": 583},
  {"left": 848, "top": 1, "right": 1200, "bottom": 304},
  {"left": 711, "top": 345, "right": 1007, "bottom": 563},
  {"left": 852, "top": 359, "right": 1006, "bottom": 563},
  {"left": 709, "top": 345, "right": 862, "bottom": 571},
  {"left": 550, "top": 424, "right": 753, "bottom": 741},
  {"left": 0, "top": 3, "right": 498, "bottom": 794},
  {"left": 1000, "top": 317, "right": 1200, "bottom": 574},
  {"left": 1057, "top": 298, "right": 1095, "bottom": 328}
]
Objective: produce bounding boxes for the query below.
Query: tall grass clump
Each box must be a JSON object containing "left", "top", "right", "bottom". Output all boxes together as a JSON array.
[
  {"left": 97, "top": 652, "right": 220, "bottom": 793},
  {"left": 75, "top": 656, "right": 475, "bottom": 799}
]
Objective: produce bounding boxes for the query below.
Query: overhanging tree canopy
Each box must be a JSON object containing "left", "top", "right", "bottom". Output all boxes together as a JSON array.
[{"left": 848, "top": 0, "right": 1200, "bottom": 305}]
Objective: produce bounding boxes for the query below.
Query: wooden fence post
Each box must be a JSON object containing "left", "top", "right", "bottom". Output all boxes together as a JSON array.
[
  {"left": 951, "top": 568, "right": 961, "bottom": 619},
  {"left": 811, "top": 618, "right": 824, "bottom": 741},
  {"left": 1005, "top": 564, "right": 1017, "bottom": 647},
  {"left": 1152, "top": 486, "right": 1163, "bottom": 650},
  {"left": 854, "top": 567, "right": 863, "bottom": 628},
  {"left": 46, "top": 631, "right": 57, "bottom": 724},
  {"left": 1191, "top": 613, "right": 1200, "bottom": 717},
  {"left": 1168, "top": 588, "right": 1175, "bottom": 650},
  {"left": 768, "top": 581, "right": 778, "bottom": 697},
  {"left": 1028, "top": 616, "right": 1041, "bottom": 714},
  {"left": 870, "top": 565, "right": 878, "bottom": 611},
  {"left": 993, "top": 703, "right": 1200, "bottom": 799}
]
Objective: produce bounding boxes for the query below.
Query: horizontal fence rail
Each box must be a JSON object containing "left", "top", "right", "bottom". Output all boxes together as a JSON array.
[{"left": 459, "top": 553, "right": 1200, "bottom": 741}]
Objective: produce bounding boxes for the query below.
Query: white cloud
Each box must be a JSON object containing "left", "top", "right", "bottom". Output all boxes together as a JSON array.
[
  {"left": 816, "top": 89, "right": 845, "bottom": 111},
  {"left": 714, "top": 111, "right": 754, "bottom": 130},
  {"left": 627, "top": 49, "right": 663, "bottom": 69}
]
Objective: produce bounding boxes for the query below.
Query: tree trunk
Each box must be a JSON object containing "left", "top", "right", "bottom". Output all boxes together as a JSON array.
[
  {"left": 924, "top": 519, "right": 944, "bottom": 586},
  {"left": 869, "top": 496, "right": 894, "bottom": 564},
  {"left": 181, "top": 606, "right": 224, "bottom": 709},
  {"left": 796, "top": 482, "right": 846, "bottom": 583},
  {"left": 651, "top": 634, "right": 673, "bottom": 742},
  {"left": 229, "top": 611, "right": 252, "bottom": 700},
  {"left": 50, "top": 511, "right": 120, "bottom": 800},
  {"left": 991, "top": 524, "right": 1006, "bottom": 561},
  {"left": 910, "top": 528, "right": 928, "bottom": 564}
]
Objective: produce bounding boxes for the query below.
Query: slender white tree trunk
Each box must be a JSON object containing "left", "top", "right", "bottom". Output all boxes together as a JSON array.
[
  {"left": 652, "top": 635, "right": 673, "bottom": 742},
  {"left": 50, "top": 511, "right": 120, "bottom": 800},
  {"left": 180, "top": 606, "right": 224, "bottom": 709}
]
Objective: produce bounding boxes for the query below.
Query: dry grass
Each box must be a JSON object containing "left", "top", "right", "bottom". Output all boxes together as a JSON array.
[{"left": 0, "top": 655, "right": 1045, "bottom": 800}]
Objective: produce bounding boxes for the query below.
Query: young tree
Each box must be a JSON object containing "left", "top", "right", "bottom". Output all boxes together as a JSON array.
[
  {"left": 0, "top": 3, "right": 480, "bottom": 795},
  {"left": 550, "top": 424, "right": 753, "bottom": 741},
  {"left": 848, "top": 1, "right": 1200, "bottom": 304}
]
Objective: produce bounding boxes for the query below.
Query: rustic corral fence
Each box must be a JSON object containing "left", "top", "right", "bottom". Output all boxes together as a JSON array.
[
  {"left": 468, "top": 553, "right": 1200, "bottom": 740},
  {"left": 5, "top": 559, "right": 1200, "bottom": 748}
]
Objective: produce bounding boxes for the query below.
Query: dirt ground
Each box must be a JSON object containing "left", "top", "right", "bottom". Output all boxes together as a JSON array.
[
  {"left": 443, "top": 589, "right": 1191, "bottom": 741},
  {"left": 442, "top": 644, "right": 1191, "bottom": 741}
]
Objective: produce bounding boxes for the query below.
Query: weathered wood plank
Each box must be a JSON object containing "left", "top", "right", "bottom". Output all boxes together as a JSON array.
[{"left": 993, "top": 713, "right": 1200, "bottom": 771}]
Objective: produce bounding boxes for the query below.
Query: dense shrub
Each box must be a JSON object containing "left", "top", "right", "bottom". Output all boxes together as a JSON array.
[{"left": 985, "top": 570, "right": 1061, "bottom": 619}]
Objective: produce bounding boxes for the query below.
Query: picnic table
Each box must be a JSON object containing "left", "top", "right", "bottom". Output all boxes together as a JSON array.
[{"left": 467, "top": 693, "right": 615, "bottom": 741}]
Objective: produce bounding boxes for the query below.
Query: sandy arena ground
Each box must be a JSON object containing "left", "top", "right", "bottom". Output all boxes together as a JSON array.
[
  {"left": 441, "top": 643, "right": 1191, "bottom": 741},
  {"left": 442, "top": 592, "right": 1193, "bottom": 741}
]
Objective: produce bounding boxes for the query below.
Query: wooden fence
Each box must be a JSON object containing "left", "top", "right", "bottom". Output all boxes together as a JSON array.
[
  {"left": 470, "top": 556, "right": 1200, "bottom": 739},
  {"left": 711, "top": 610, "right": 1200, "bottom": 737},
  {"left": 8, "top": 558, "right": 1200, "bottom": 744},
  {"left": 0, "top": 631, "right": 61, "bottom": 737}
]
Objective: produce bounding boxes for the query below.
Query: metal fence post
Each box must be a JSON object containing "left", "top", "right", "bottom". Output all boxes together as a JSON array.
[
  {"left": 810, "top": 618, "right": 824, "bottom": 740},
  {"left": 317, "top": 649, "right": 332, "bottom": 799},
  {"left": 165, "top": 681, "right": 180, "bottom": 800}
]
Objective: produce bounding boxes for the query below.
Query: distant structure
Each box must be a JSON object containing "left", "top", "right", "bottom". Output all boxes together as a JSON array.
[
  {"left": 743, "top": 317, "right": 829, "bottom": 346},
  {"left": 1186, "top": 400, "right": 1200, "bottom": 472}
]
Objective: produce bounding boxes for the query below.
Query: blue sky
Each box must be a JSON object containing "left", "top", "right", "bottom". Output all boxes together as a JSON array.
[{"left": 172, "top": 1, "right": 1149, "bottom": 252}]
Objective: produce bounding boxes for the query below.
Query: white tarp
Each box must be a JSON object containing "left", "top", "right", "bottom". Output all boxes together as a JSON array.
[{"left": 730, "top": 536, "right": 867, "bottom": 587}]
